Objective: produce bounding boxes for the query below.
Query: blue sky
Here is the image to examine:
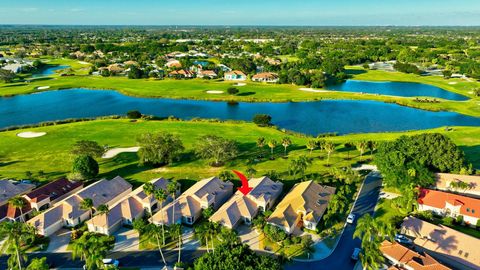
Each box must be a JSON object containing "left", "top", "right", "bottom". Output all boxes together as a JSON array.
[{"left": 1, "top": 0, "right": 479, "bottom": 26}]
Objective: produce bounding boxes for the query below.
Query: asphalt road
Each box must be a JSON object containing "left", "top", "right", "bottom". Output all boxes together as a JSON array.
[
  {"left": 0, "top": 173, "right": 381, "bottom": 270},
  {"left": 285, "top": 171, "right": 382, "bottom": 270}
]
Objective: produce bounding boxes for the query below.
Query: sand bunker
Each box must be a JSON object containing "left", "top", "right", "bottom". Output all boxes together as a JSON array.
[
  {"left": 234, "top": 83, "right": 246, "bottom": 86},
  {"left": 78, "top": 61, "right": 90, "bottom": 65},
  {"left": 37, "top": 86, "right": 50, "bottom": 90},
  {"left": 16, "top": 132, "right": 47, "bottom": 138},
  {"left": 102, "top": 147, "right": 140, "bottom": 159},
  {"left": 206, "top": 90, "right": 224, "bottom": 94},
  {"left": 299, "top": 88, "right": 329, "bottom": 93},
  {"left": 448, "top": 82, "right": 458, "bottom": 85}
]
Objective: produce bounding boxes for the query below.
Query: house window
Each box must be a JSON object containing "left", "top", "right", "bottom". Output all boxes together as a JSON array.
[
  {"left": 472, "top": 209, "right": 476, "bottom": 214},
  {"left": 467, "top": 208, "right": 470, "bottom": 212}
]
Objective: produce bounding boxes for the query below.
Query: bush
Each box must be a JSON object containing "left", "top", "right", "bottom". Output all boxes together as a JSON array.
[
  {"left": 264, "top": 224, "right": 287, "bottom": 243},
  {"left": 477, "top": 219, "right": 480, "bottom": 229},
  {"left": 393, "top": 62, "right": 421, "bottom": 74},
  {"left": 443, "top": 216, "right": 454, "bottom": 226},
  {"left": 227, "top": 87, "right": 239, "bottom": 95},
  {"left": 253, "top": 114, "right": 272, "bottom": 127},
  {"left": 127, "top": 110, "right": 142, "bottom": 119},
  {"left": 456, "top": 215, "right": 464, "bottom": 225}
]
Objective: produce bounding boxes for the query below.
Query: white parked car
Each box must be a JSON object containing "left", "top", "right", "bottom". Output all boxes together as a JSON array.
[
  {"left": 347, "top": 214, "right": 356, "bottom": 224},
  {"left": 102, "top": 258, "right": 120, "bottom": 268}
]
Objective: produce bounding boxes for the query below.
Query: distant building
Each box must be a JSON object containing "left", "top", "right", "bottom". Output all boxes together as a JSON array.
[
  {"left": 197, "top": 70, "right": 217, "bottom": 79},
  {"left": 401, "top": 216, "right": 480, "bottom": 270},
  {"left": 165, "top": 59, "right": 182, "bottom": 68},
  {"left": 210, "top": 176, "right": 283, "bottom": 229},
  {"left": 380, "top": 240, "right": 450, "bottom": 270},
  {"left": 168, "top": 69, "right": 194, "bottom": 79},
  {"left": 252, "top": 72, "right": 279, "bottom": 83},
  {"left": 1, "top": 63, "right": 25, "bottom": 73},
  {"left": 417, "top": 188, "right": 480, "bottom": 226},
  {"left": 433, "top": 173, "right": 480, "bottom": 198},
  {"left": 267, "top": 181, "right": 335, "bottom": 234},
  {"left": 224, "top": 70, "right": 247, "bottom": 81},
  {"left": 151, "top": 177, "right": 233, "bottom": 226}
]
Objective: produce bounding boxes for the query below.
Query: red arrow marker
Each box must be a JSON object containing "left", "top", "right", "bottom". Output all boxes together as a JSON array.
[{"left": 232, "top": 170, "right": 253, "bottom": 196}]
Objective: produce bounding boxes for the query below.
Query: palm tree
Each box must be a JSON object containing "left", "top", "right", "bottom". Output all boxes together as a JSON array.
[
  {"left": 167, "top": 181, "right": 178, "bottom": 225},
  {"left": 356, "top": 141, "right": 368, "bottom": 158},
  {"left": 267, "top": 140, "right": 277, "bottom": 159},
  {"left": 353, "top": 214, "right": 375, "bottom": 244},
  {"left": 256, "top": 137, "right": 266, "bottom": 157},
  {"left": 206, "top": 222, "right": 220, "bottom": 254},
  {"left": 289, "top": 156, "right": 312, "bottom": 180},
  {"left": 8, "top": 196, "right": 26, "bottom": 223},
  {"left": 143, "top": 224, "right": 167, "bottom": 266},
  {"left": 281, "top": 137, "right": 292, "bottom": 156},
  {"left": 0, "top": 222, "right": 36, "bottom": 270},
  {"left": 324, "top": 141, "right": 336, "bottom": 166},
  {"left": 195, "top": 223, "right": 210, "bottom": 253},
  {"left": 71, "top": 232, "right": 114, "bottom": 270},
  {"left": 80, "top": 198, "right": 95, "bottom": 226},
  {"left": 359, "top": 241, "right": 384, "bottom": 270},
  {"left": 306, "top": 140, "right": 317, "bottom": 155},
  {"left": 143, "top": 182, "right": 155, "bottom": 198},
  {"left": 170, "top": 224, "right": 183, "bottom": 264},
  {"left": 96, "top": 204, "right": 109, "bottom": 218},
  {"left": 154, "top": 188, "right": 168, "bottom": 245}
]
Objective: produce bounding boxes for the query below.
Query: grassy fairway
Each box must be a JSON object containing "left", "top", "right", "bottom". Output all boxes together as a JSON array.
[
  {"left": 0, "top": 119, "right": 479, "bottom": 185},
  {"left": 1, "top": 60, "right": 479, "bottom": 116}
]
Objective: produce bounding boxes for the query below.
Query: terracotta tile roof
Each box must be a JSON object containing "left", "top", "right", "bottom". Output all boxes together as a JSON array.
[
  {"left": 380, "top": 240, "right": 451, "bottom": 270},
  {"left": 417, "top": 188, "right": 480, "bottom": 218},
  {"left": 252, "top": 72, "right": 279, "bottom": 80},
  {"left": 24, "top": 178, "right": 83, "bottom": 203},
  {"left": 6, "top": 197, "right": 32, "bottom": 219},
  {"left": 401, "top": 216, "right": 480, "bottom": 269},
  {"left": 267, "top": 181, "right": 335, "bottom": 232}
]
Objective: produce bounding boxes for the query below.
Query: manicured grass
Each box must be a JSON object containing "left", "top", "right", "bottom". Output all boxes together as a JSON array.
[
  {"left": 374, "top": 198, "right": 408, "bottom": 226},
  {"left": 1, "top": 60, "right": 479, "bottom": 117},
  {"left": 0, "top": 119, "right": 479, "bottom": 185}
]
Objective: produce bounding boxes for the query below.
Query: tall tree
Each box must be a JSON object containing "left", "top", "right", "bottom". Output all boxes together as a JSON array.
[
  {"left": 71, "top": 232, "right": 114, "bottom": 270},
  {"left": 306, "top": 140, "right": 317, "bottom": 155},
  {"left": 154, "top": 188, "right": 168, "bottom": 245},
  {"left": 267, "top": 140, "right": 277, "bottom": 159},
  {"left": 71, "top": 155, "right": 99, "bottom": 180},
  {"left": 281, "top": 137, "right": 292, "bottom": 156},
  {"left": 8, "top": 196, "right": 26, "bottom": 223},
  {"left": 356, "top": 141, "right": 368, "bottom": 157},
  {"left": 137, "top": 132, "right": 184, "bottom": 166},
  {"left": 143, "top": 224, "right": 167, "bottom": 266},
  {"left": 324, "top": 141, "right": 336, "bottom": 166},
  {"left": 71, "top": 140, "right": 105, "bottom": 158},
  {"left": 0, "top": 222, "right": 36, "bottom": 270},
  {"left": 167, "top": 181, "right": 179, "bottom": 226},
  {"left": 195, "top": 135, "right": 238, "bottom": 166},
  {"left": 80, "top": 198, "right": 95, "bottom": 225},
  {"left": 289, "top": 155, "right": 312, "bottom": 180},
  {"left": 26, "top": 257, "right": 49, "bottom": 270},
  {"left": 256, "top": 137, "right": 266, "bottom": 157}
]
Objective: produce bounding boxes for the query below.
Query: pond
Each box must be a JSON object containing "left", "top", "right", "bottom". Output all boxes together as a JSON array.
[
  {"left": 327, "top": 80, "right": 469, "bottom": 101},
  {"left": 31, "top": 65, "right": 69, "bottom": 78},
  {"left": 1, "top": 88, "right": 479, "bottom": 135}
]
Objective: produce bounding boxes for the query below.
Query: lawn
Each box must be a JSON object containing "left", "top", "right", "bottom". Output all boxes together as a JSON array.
[
  {"left": 0, "top": 118, "right": 479, "bottom": 186},
  {"left": 1, "top": 60, "right": 480, "bottom": 117}
]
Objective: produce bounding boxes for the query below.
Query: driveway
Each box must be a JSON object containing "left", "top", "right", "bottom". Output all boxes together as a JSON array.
[
  {"left": 285, "top": 172, "right": 383, "bottom": 270},
  {"left": 237, "top": 224, "right": 263, "bottom": 250},
  {"left": 46, "top": 229, "right": 71, "bottom": 253},
  {"left": 113, "top": 227, "right": 139, "bottom": 252}
]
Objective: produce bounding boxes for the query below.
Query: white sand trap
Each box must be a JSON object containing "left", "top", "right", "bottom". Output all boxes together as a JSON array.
[
  {"left": 206, "top": 90, "right": 224, "bottom": 94},
  {"left": 78, "top": 61, "right": 90, "bottom": 65},
  {"left": 102, "top": 147, "right": 140, "bottom": 159},
  {"left": 37, "top": 86, "right": 50, "bottom": 90},
  {"left": 16, "top": 132, "right": 47, "bottom": 138},
  {"left": 299, "top": 87, "right": 330, "bottom": 93},
  {"left": 448, "top": 82, "right": 458, "bottom": 85},
  {"left": 234, "top": 83, "right": 246, "bottom": 86}
]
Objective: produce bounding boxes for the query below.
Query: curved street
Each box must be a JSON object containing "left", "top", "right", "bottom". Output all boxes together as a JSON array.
[{"left": 285, "top": 172, "right": 382, "bottom": 270}]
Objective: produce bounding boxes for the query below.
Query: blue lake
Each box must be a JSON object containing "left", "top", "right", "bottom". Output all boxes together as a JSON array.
[
  {"left": 1, "top": 88, "right": 479, "bottom": 135},
  {"left": 31, "top": 65, "right": 69, "bottom": 78},
  {"left": 327, "top": 80, "right": 469, "bottom": 101}
]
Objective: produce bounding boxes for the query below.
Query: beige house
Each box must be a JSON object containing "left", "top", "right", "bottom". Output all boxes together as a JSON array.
[
  {"left": 151, "top": 177, "right": 233, "bottom": 226},
  {"left": 267, "top": 181, "right": 335, "bottom": 234},
  {"left": 251, "top": 72, "right": 279, "bottom": 83},
  {"left": 224, "top": 70, "right": 247, "bottom": 81},
  {"left": 87, "top": 178, "right": 176, "bottom": 235},
  {"left": 433, "top": 173, "right": 480, "bottom": 198},
  {"left": 28, "top": 176, "right": 132, "bottom": 237},
  {"left": 401, "top": 216, "right": 480, "bottom": 270},
  {"left": 210, "top": 176, "right": 283, "bottom": 229}
]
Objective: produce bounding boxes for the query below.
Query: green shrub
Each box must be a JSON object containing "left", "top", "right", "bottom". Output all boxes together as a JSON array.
[
  {"left": 456, "top": 215, "right": 464, "bottom": 225},
  {"left": 443, "top": 216, "right": 454, "bottom": 226},
  {"left": 127, "top": 110, "right": 142, "bottom": 119}
]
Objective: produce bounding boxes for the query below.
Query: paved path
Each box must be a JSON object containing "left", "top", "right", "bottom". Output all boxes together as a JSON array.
[
  {"left": 285, "top": 172, "right": 382, "bottom": 270},
  {"left": 46, "top": 229, "right": 71, "bottom": 253}
]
